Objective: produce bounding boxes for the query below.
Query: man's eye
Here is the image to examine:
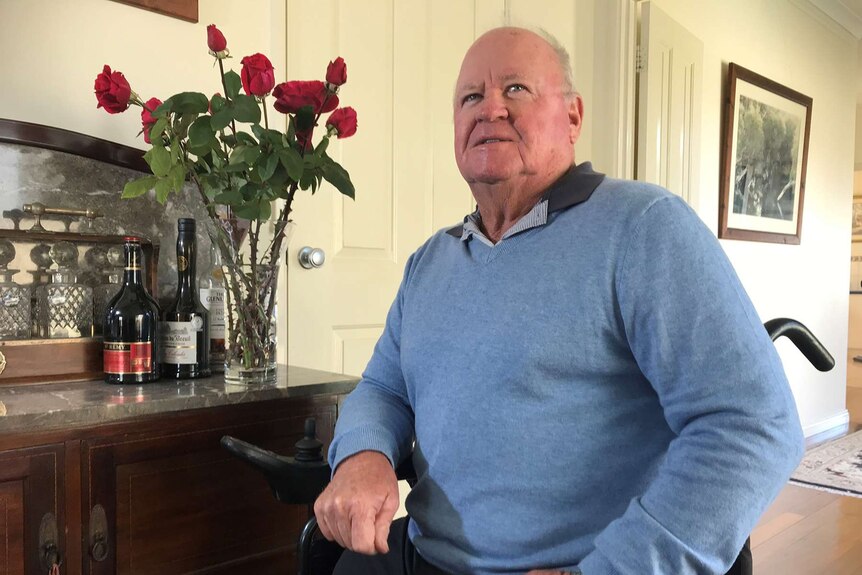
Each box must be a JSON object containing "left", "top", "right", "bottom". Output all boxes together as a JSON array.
[
  {"left": 462, "top": 93, "right": 481, "bottom": 104},
  {"left": 506, "top": 84, "right": 527, "bottom": 94}
]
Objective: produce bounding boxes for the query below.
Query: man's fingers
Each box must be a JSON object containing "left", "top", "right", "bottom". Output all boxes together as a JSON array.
[{"left": 349, "top": 506, "right": 379, "bottom": 554}]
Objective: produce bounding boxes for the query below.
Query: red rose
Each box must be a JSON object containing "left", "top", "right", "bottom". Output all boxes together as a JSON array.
[
  {"left": 240, "top": 53, "right": 275, "bottom": 97},
  {"left": 207, "top": 24, "right": 227, "bottom": 53},
  {"left": 326, "top": 107, "right": 357, "bottom": 139},
  {"left": 94, "top": 65, "right": 132, "bottom": 114},
  {"left": 141, "top": 97, "right": 163, "bottom": 144},
  {"left": 326, "top": 57, "right": 347, "bottom": 86},
  {"left": 273, "top": 80, "right": 338, "bottom": 114}
]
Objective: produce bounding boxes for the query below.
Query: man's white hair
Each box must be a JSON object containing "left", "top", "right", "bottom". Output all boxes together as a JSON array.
[{"left": 533, "top": 27, "right": 576, "bottom": 98}]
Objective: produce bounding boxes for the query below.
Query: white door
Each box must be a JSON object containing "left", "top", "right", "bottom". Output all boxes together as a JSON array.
[
  {"left": 283, "top": 0, "right": 617, "bottom": 376},
  {"left": 636, "top": 1, "right": 703, "bottom": 203},
  {"left": 284, "top": 0, "right": 477, "bottom": 375}
]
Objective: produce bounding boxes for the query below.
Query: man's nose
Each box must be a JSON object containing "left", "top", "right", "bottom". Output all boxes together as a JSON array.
[{"left": 477, "top": 91, "right": 508, "bottom": 122}]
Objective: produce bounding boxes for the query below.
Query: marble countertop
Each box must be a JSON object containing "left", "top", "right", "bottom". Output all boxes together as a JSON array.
[{"left": 0, "top": 365, "right": 359, "bottom": 434}]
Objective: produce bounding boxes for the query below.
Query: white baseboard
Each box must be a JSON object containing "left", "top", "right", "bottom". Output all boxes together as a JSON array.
[{"left": 803, "top": 410, "right": 850, "bottom": 438}]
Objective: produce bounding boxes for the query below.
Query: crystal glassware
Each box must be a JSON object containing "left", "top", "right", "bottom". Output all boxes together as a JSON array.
[
  {"left": 35, "top": 241, "right": 93, "bottom": 338},
  {"left": 0, "top": 239, "right": 31, "bottom": 340}
]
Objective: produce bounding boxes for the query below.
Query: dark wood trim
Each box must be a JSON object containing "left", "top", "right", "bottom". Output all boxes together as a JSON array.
[
  {"left": 0, "top": 118, "right": 148, "bottom": 173},
  {"left": 718, "top": 63, "right": 812, "bottom": 245},
  {"left": 110, "top": 0, "right": 199, "bottom": 23}
]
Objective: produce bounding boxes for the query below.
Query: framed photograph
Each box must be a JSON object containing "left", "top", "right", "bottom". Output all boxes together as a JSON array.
[
  {"left": 719, "top": 63, "right": 812, "bottom": 244},
  {"left": 110, "top": 0, "right": 198, "bottom": 23},
  {"left": 853, "top": 196, "right": 862, "bottom": 243}
]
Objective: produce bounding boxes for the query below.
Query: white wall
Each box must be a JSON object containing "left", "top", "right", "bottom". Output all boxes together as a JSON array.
[
  {"left": 651, "top": 0, "right": 856, "bottom": 435},
  {"left": 0, "top": 0, "right": 285, "bottom": 147},
  {"left": 1, "top": 0, "right": 857, "bottom": 436}
]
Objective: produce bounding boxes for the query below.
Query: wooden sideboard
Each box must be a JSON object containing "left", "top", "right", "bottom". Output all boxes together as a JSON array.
[{"left": 0, "top": 366, "right": 358, "bottom": 575}]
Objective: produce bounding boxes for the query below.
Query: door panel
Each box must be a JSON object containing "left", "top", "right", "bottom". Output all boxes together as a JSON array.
[{"left": 636, "top": 1, "right": 703, "bottom": 203}]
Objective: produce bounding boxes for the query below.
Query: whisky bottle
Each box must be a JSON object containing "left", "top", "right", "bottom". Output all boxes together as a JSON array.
[
  {"left": 200, "top": 243, "right": 225, "bottom": 372},
  {"left": 161, "top": 218, "right": 210, "bottom": 379},
  {"left": 103, "top": 237, "right": 160, "bottom": 384}
]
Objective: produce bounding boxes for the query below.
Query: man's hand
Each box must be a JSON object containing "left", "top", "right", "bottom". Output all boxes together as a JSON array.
[{"left": 313, "top": 450, "right": 400, "bottom": 555}]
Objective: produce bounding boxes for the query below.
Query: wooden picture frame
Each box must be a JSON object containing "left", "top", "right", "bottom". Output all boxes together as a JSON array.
[
  {"left": 110, "top": 0, "right": 198, "bottom": 23},
  {"left": 719, "top": 63, "right": 812, "bottom": 244},
  {"left": 853, "top": 196, "right": 862, "bottom": 243}
]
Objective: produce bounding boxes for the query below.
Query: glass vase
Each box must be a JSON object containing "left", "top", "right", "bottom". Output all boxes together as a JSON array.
[{"left": 223, "top": 261, "right": 280, "bottom": 383}]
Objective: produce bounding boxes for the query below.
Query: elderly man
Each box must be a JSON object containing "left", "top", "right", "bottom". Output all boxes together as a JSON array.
[{"left": 314, "top": 26, "right": 803, "bottom": 575}]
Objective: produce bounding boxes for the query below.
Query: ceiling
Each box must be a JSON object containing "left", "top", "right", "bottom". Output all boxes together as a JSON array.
[{"left": 810, "top": 0, "right": 862, "bottom": 37}]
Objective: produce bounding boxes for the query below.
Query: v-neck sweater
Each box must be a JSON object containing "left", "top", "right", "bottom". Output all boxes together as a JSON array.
[{"left": 329, "top": 163, "right": 804, "bottom": 575}]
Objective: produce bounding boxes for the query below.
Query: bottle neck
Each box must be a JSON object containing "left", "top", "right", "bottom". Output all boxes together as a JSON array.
[
  {"left": 123, "top": 243, "right": 144, "bottom": 287},
  {"left": 176, "top": 231, "right": 197, "bottom": 298}
]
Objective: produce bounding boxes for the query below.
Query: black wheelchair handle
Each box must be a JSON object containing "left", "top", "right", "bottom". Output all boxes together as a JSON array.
[
  {"left": 220, "top": 434, "right": 332, "bottom": 505},
  {"left": 764, "top": 318, "right": 834, "bottom": 372}
]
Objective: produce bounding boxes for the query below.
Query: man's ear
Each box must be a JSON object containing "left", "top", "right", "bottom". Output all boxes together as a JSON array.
[{"left": 568, "top": 94, "right": 584, "bottom": 145}]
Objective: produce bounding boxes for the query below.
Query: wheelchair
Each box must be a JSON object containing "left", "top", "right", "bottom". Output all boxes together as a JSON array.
[{"left": 221, "top": 318, "right": 834, "bottom": 575}]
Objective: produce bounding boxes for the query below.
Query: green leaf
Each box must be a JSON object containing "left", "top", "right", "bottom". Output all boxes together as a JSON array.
[
  {"left": 322, "top": 159, "right": 355, "bottom": 199},
  {"left": 224, "top": 71, "right": 242, "bottom": 100},
  {"left": 315, "top": 137, "right": 329, "bottom": 155},
  {"left": 175, "top": 113, "right": 197, "bottom": 138},
  {"left": 164, "top": 92, "right": 209, "bottom": 114},
  {"left": 235, "top": 199, "right": 271, "bottom": 221},
  {"left": 233, "top": 94, "right": 261, "bottom": 124},
  {"left": 121, "top": 176, "right": 158, "bottom": 199},
  {"left": 278, "top": 147, "right": 303, "bottom": 181},
  {"left": 210, "top": 93, "right": 227, "bottom": 113},
  {"left": 148, "top": 117, "right": 168, "bottom": 143},
  {"left": 258, "top": 152, "right": 279, "bottom": 181},
  {"left": 235, "top": 132, "right": 258, "bottom": 146},
  {"left": 144, "top": 145, "right": 172, "bottom": 178},
  {"left": 155, "top": 177, "right": 172, "bottom": 203},
  {"left": 240, "top": 181, "right": 263, "bottom": 200},
  {"left": 169, "top": 164, "right": 186, "bottom": 192},
  {"left": 214, "top": 189, "right": 243, "bottom": 205},
  {"left": 211, "top": 106, "right": 233, "bottom": 132},
  {"left": 234, "top": 201, "right": 261, "bottom": 220},
  {"left": 189, "top": 116, "right": 216, "bottom": 148},
  {"left": 299, "top": 170, "right": 315, "bottom": 191},
  {"left": 229, "top": 144, "right": 261, "bottom": 166}
]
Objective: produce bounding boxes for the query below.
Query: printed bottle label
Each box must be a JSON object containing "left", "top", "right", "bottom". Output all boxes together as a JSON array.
[
  {"left": 200, "top": 288, "right": 225, "bottom": 338},
  {"left": 160, "top": 321, "right": 198, "bottom": 364},
  {"left": 104, "top": 341, "right": 154, "bottom": 374}
]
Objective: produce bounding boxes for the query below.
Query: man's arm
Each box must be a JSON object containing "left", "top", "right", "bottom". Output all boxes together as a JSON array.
[
  {"left": 579, "top": 195, "right": 804, "bottom": 574},
  {"left": 314, "top": 256, "right": 417, "bottom": 554}
]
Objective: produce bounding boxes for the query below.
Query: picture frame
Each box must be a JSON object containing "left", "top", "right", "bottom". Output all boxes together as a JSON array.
[
  {"left": 719, "top": 63, "right": 812, "bottom": 244},
  {"left": 853, "top": 196, "right": 862, "bottom": 243},
  {"left": 110, "top": 0, "right": 198, "bottom": 23}
]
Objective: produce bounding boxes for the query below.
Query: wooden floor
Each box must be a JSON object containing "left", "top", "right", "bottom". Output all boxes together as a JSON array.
[{"left": 751, "top": 353, "right": 862, "bottom": 574}]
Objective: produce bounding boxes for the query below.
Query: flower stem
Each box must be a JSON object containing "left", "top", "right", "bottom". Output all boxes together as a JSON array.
[
  {"left": 217, "top": 58, "right": 237, "bottom": 136},
  {"left": 262, "top": 96, "right": 269, "bottom": 130}
]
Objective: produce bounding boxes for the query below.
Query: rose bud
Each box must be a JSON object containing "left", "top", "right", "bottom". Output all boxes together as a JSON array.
[
  {"left": 141, "top": 97, "right": 163, "bottom": 144},
  {"left": 94, "top": 65, "right": 132, "bottom": 114},
  {"left": 207, "top": 24, "right": 227, "bottom": 53},
  {"left": 240, "top": 53, "right": 275, "bottom": 97},
  {"left": 326, "top": 107, "right": 358, "bottom": 139},
  {"left": 325, "top": 57, "right": 347, "bottom": 87}
]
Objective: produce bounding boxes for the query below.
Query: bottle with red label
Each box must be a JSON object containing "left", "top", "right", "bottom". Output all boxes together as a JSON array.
[{"left": 102, "top": 237, "right": 161, "bottom": 384}]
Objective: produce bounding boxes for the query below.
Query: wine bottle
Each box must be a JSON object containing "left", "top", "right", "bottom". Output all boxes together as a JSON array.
[
  {"left": 161, "top": 218, "right": 211, "bottom": 379},
  {"left": 200, "top": 243, "right": 226, "bottom": 372},
  {"left": 103, "top": 237, "right": 160, "bottom": 384}
]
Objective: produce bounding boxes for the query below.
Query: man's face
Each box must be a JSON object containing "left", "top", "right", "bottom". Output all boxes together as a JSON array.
[{"left": 453, "top": 29, "right": 583, "bottom": 187}]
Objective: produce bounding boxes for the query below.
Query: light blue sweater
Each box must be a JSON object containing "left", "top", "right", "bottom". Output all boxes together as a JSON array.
[{"left": 329, "top": 164, "right": 804, "bottom": 574}]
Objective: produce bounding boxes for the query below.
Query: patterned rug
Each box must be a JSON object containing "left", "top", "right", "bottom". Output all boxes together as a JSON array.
[{"left": 790, "top": 429, "right": 862, "bottom": 497}]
